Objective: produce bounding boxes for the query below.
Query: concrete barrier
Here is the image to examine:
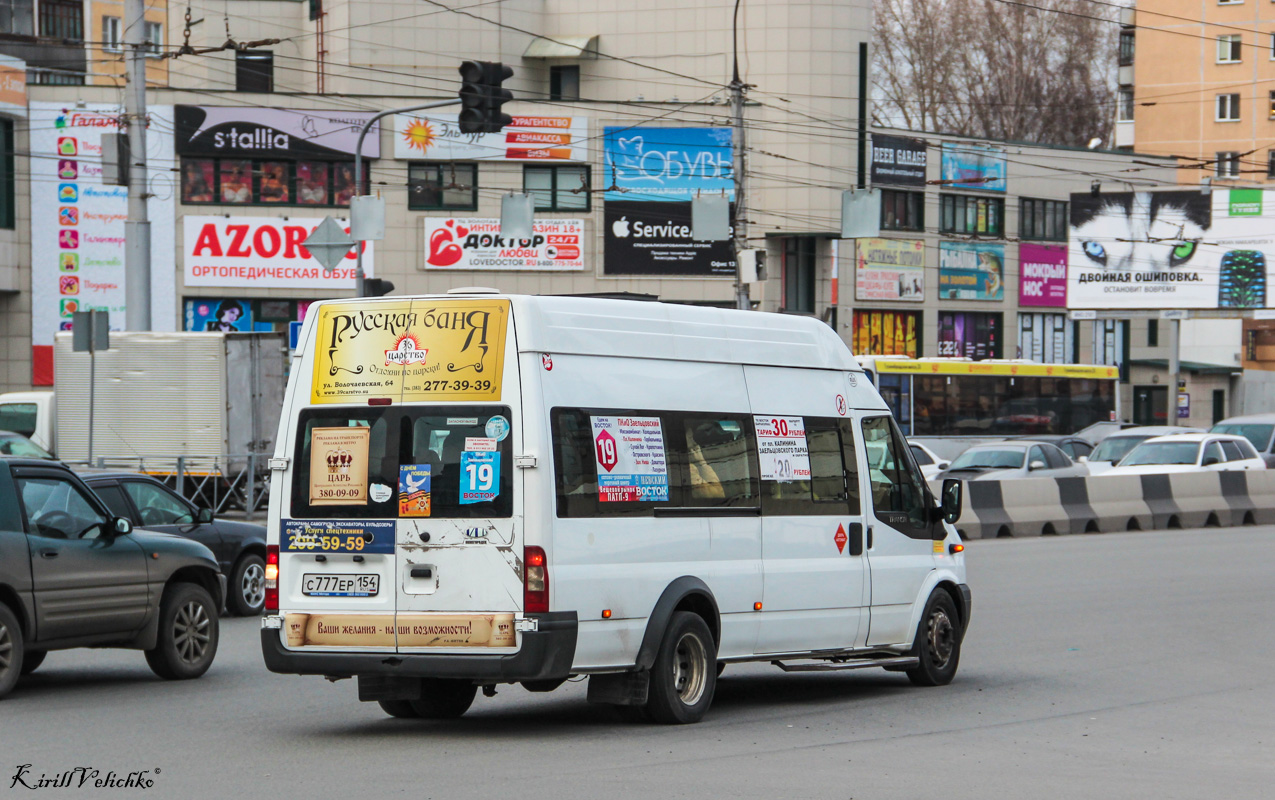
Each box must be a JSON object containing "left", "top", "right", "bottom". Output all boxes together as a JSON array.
[{"left": 952, "top": 469, "right": 1275, "bottom": 539}]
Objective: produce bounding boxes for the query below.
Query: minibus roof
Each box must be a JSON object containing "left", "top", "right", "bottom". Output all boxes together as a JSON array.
[{"left": 310, "top": 294, "right": 862, "bottom": 372}]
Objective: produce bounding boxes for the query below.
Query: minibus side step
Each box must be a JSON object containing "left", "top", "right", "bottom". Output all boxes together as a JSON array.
[{"left": 770, "top": 656, "right": 919, "bottom": 672}]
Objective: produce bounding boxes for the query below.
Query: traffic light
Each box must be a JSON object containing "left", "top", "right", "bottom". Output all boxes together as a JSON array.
[
  {"left": 457, "top": 60, "right": 514, "bottom": 134},
  {"left": 365, "top": 278, "right": 395, "bottom": 297}
]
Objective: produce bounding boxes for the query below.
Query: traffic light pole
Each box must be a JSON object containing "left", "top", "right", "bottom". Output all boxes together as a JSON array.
[
  {"left": 124, "top": 0, "right": 151, "bottom": 330},
  {"left": 352, "top": 99, "right": 459, "bottom": 296}
]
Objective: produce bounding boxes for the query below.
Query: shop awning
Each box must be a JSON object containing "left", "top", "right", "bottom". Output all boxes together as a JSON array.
[
  {"left": 523, "top": 35, "right": 598, "bottom": 59},
  {"left": 1129, "top": 358, "right": 1241, "bottom": 375}
]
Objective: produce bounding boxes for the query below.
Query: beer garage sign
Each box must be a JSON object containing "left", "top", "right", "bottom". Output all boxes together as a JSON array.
[{"left": 183, "top": 216, "right": 375, "bottom": 289}]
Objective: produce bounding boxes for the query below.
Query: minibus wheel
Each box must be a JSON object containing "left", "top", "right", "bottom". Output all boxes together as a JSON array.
[
  {"left": 378, "top": 699, "right": 421, "bottom": 719},
  {"left": 906, "top": 590, "right": 961, "bottom": 687},
  {"left": 408, "top": 679, "right": 477, "bottom": 719},
  {"left": 645, "top": 611, "right": 717, "bottom": 724}
]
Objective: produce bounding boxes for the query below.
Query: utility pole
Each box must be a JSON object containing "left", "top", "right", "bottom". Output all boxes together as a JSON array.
[
  {"left": 124, "top": 0, "right": 151, "bottom": 330},
  {"left": 731, "top": 0, "right": 750, "bottom": 311}
]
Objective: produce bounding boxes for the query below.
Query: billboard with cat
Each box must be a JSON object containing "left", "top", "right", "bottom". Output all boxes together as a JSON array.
[{"left": 1068, "top": 189, "right": 1274, "bottom": 309}]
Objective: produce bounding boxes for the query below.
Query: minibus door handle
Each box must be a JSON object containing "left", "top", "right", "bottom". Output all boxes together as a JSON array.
[
  {"left": 847, "top": 522, "right": 863, "bottom": 557},
  {"left": 866, "top": 526, "right": 873, "bottom": 550}
]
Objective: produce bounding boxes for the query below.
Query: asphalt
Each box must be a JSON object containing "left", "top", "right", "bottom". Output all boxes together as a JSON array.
[{"left": 2, "top": 526, "right": 1272, "bottom": 799}]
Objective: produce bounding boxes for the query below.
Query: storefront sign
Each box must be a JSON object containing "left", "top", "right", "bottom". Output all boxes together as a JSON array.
[
  {"left": 870, "top": 134, "right": 927, "bottom": 186},
  {"left": 939, "top": 241, "right": 1005, "bottom": 301},
  {"left": 29, "top": 102, "right": 177, "bottom": 385},
  {"left": 603, "top": 201, "right": 735, "bottom": 276},
  {"left": 0, "top": 55, "right": 26, "bottom": 116},
  {"left": 603, "top": 127, "right": 733, "bottom": 201},
  {"left": 393, "top": 114, "right": 589, "bottom": 161},
  {"left": 423, "top": 217, "right": 584, "bottom": 271},
  {"left": 853, "top": 310, "right": 919, "bottom": 357},
  {"left": 310, "top": 299, "right": 509, "bottom": 404},
  {"left": 855, "top": 238, "right": 925, "bottom": 301},
  {"left": 183, "top": 216, "right": 374, "bottom": 290},
  {"left": 940, "top": 142, "right": 1006, "bottom": 192},
  {"left": 1068, "top": 189, "right": 1275, "bottom": 310},
  {"left": 175, "top": 106, "right": 380, "bottom": 158},
  {"left": 1018, "top": 243, "right": 1067, "bottom": 307}
]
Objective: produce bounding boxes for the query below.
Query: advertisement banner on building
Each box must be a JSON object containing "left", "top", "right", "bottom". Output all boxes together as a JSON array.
[
  {"left": 1067, "top": 189, "right": 1275, "bottom": 309},
  {"left": 175, "top": 106, "right": 381, "bottom": 158},
  {"left": 870, "top": 134, "right": 927, "bottom": 186},
  {"left": 0, "top": 54, "right": 26, "bottom": 117},
  {"left": 603, "top": 126, "right": 734, "bottom": 201},
  {"left": 1018, "top": 243, "right": 1067, "bottom": 307},
  {"left": 853, "top": 310, "right": 919, "bottom": 357},
  {"left": 603, "top": 201, "right": 735, "bottom": 276},
  {"left": 939, "top": 241, "right": 1005, "bottom": 300},
  {"left": 855, "top": 238, "right": 925, "bottom": 301},
  {"left": 423, "top": 218, "right": 584, "bottom": 271},
  {"left": 393, "top": 114, "right": 589, "bottom": 162},
  {"left": 940, "top": 142, "right": 1006, "bottom": 192},
  {"left": 29, "top": 102, "right": 178, "bottom": 384},
  {"left": 183, "top": 216, "right": 374, "bottom": 290}
]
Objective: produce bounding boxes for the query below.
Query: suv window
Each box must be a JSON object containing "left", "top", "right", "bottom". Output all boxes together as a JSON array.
[
  {"left": 91, "top": 483, "right": 133, "bottom": 518},
  {"left": 123, "top": 480, "right": 194, "bottom": 525},
  {"left": 16, "top": 475, "right": 109, "bottom": 539}
]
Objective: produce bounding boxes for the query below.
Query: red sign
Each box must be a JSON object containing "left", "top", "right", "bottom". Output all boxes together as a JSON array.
[
  {"left": 595, "top": 429, "right": 618, "bottom": 472},
  {"left": 834, "top": 524, "right": 847, "bottom": 554}
]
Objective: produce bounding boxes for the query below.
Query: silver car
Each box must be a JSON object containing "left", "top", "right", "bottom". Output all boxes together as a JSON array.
[{"left": 935, "top": 440, "right": 1089, "bottom": 483}]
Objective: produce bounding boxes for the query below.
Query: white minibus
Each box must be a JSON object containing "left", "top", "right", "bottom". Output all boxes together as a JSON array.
[{"left": 261, "top": 292, "right": 970, "bottom": 724}]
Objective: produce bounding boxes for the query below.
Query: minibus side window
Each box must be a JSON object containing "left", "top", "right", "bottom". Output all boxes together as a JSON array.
[
  {"left": 861, "top": 415, "right": 927, "bottom": 530},
  {"left": 551, "top": 407, "right": 682, "bottom": 517},
  {"left": 759, "top": 417, "right": 857, "bottom": 517},
  {"left": 676, "top": 414, "right": 758, "bottom": 508}
]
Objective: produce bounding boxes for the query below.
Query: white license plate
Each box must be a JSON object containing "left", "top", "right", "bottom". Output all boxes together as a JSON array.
[{"left": 302, "top": 573, "right": 380, "bottom": 597}]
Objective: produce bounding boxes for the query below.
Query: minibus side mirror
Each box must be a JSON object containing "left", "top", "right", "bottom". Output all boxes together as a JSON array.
[{"left": 940, "top": 479, "right": 963, "bottom": 526}]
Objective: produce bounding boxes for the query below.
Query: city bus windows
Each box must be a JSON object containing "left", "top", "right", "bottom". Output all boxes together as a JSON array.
[
  {"left": 914, "top": 376, "right": 947, "bottom": 436},
  {"left": 878, "top": 374, "right": 910, "bottom": 434}
]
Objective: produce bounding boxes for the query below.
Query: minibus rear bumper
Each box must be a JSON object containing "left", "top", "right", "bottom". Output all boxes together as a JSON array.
[{"left": 260, "top": 611, "right": 578, "bottom": 683}]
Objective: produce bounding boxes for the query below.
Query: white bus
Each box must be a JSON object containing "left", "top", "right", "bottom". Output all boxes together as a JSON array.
[{"left": 261, "top": 293, "right": 969, "bottom": 724}]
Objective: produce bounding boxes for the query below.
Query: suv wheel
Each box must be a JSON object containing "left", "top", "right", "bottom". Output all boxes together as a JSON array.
[
  {"left": 0, "top": 604, "right": 24, "bottom": 699},
  {"left": 229, "top": 554, "right": 266, "bottom": 616},
  {"left": 145, "top": 583, "right": 220, "bottom": 680}
]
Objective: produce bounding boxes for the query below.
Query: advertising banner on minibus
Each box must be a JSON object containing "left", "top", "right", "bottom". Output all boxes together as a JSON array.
[
  {"left": 753, "top": 416, "right": 811, "bottom": 481},
  {"left": 590, "top": 416, "right": 670, "bottom": 502},
  {"left": 309, "top": 299, "right": 509, "bottom": 404}
]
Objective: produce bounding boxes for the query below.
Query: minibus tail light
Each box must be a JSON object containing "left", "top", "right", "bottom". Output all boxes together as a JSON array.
[
  {"left": 524, "top": 546, "right": 548, "bottom": 613},
  {"left": 265, "top": 545, "right": 280, "bottom": 613}
]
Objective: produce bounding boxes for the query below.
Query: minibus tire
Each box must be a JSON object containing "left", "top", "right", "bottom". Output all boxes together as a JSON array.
[
  {"left": 906, "top": 591, "right": 961, "bottom": 687},
  {"left": 408, "top": 679, "right": 477, "bottom": 719},
  {"left": 645, "top": 612, "right": 717, "bottom": 724},
  {"left": 378, "top": 699, "right": 421, "bottom": 719}
]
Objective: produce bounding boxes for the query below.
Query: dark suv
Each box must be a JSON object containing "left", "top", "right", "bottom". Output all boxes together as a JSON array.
[{"left": 0, "top": 457, "right": 225, "bottom": 699}]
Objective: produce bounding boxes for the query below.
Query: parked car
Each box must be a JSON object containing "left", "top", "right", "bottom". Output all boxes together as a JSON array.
[
  {"left": 80, "top": 472, "right": 267, "bottom": 616},
  {"left": 0, "top": 456, "right": 224, "bottom": 699},
  {"left": 1104, "top": 433, "right": 1266, "bottom": 476},
  {"left": 935, "top": 440, "right": 1089, "bottom": 483},
  {"left": 1073, "top": 421, "right": 1139, "bottom": 445},
  {"left": 0, "top": 430, "right": 54, "bottom": 459},
  {"left": 1209, "top": 413, "right": 1275, "bottom": 468},
  {"left": 907, "top": 441, "right": 949, "bottom": 482},
  {"left": 1004, "top": 434, "right": 1093, "bottom": 461},
  {"left": 1083, "top": 426, "right": 1205, "bottom": 475}
]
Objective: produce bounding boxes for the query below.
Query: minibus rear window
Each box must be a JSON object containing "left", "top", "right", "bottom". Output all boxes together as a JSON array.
[{"left": 291, "top": 406, "right": 513, "bottom": 519}]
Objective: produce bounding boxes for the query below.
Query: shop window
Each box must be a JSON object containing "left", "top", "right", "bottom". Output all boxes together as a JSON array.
[
  {"left": 236, "top": 50, "right": 274, "bottom": 92},
  {"left": 939, "top": 194, "right": 1003, "bottom": 236},
  {"left": 1019, "top": 198, "right": 1068, "bottom": 241},
  {"left": 782, "top": 237, "right": 817, "bottom": 314},
  {"left": 0, "top": 118, "right": 13, "bottom": 229},
  {"left": 182, "top": 157, "right": 366, "bottom": 207},
  {"left": 880, "top": 189, "right": 924, "bottom": 232},
  {"left": 408, "top": 163, "right": 478, "bottom": 211},
  {"left": 524, "top": 165, "right": 589, "bottom": 211},
  {"left": 102, "top": 15, "right": 121, "bottom": 51},
  {"left": 853, "top": 310, "right": 920, "bottom": 357},
  {"left": 938, "top": 311, "right": 1001, "bottom": 360},
  {"left": 1017, "top": 312, "right": 1070, "bottom": 363}
]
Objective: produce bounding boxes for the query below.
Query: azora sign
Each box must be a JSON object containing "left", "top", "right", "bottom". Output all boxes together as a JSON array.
[{"left": 183, "top": 216, "right": 375, "bottom": 290}]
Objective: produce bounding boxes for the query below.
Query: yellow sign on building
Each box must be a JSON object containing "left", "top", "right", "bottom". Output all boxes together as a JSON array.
[{"left": 310, "top": 299, "right": 509, "bottom": 404}]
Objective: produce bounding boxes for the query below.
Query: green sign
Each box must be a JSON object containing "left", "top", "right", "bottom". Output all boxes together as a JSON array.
[{"left": 1228, "top": 189, "right": 1263, "bottom": 217}]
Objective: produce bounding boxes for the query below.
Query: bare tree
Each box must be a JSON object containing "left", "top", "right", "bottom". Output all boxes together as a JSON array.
[{"left": 873, "top": 0, "right": 1117, "bottom": 147}]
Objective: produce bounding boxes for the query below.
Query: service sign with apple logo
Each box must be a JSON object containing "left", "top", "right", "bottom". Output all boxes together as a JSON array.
[
  {"left": 604, "top": 201, "right": 736, "bottom": 276},
  {"left": 423, "top": 218, "right": 584, "bottom": 271}
]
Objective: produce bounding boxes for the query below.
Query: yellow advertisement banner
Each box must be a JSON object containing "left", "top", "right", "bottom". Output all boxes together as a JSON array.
[
  {"left": 875, "top": 359, "right": 1118, "bottom": 379},
  {"left": 284, "top": 613, "right": 516, "bottom": 648},
  {"left": 310, "top": 299, "right": 509, "bottom": 404},
  {"left": 308, "top": 427, "right": 371, "bottom": 505}
]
